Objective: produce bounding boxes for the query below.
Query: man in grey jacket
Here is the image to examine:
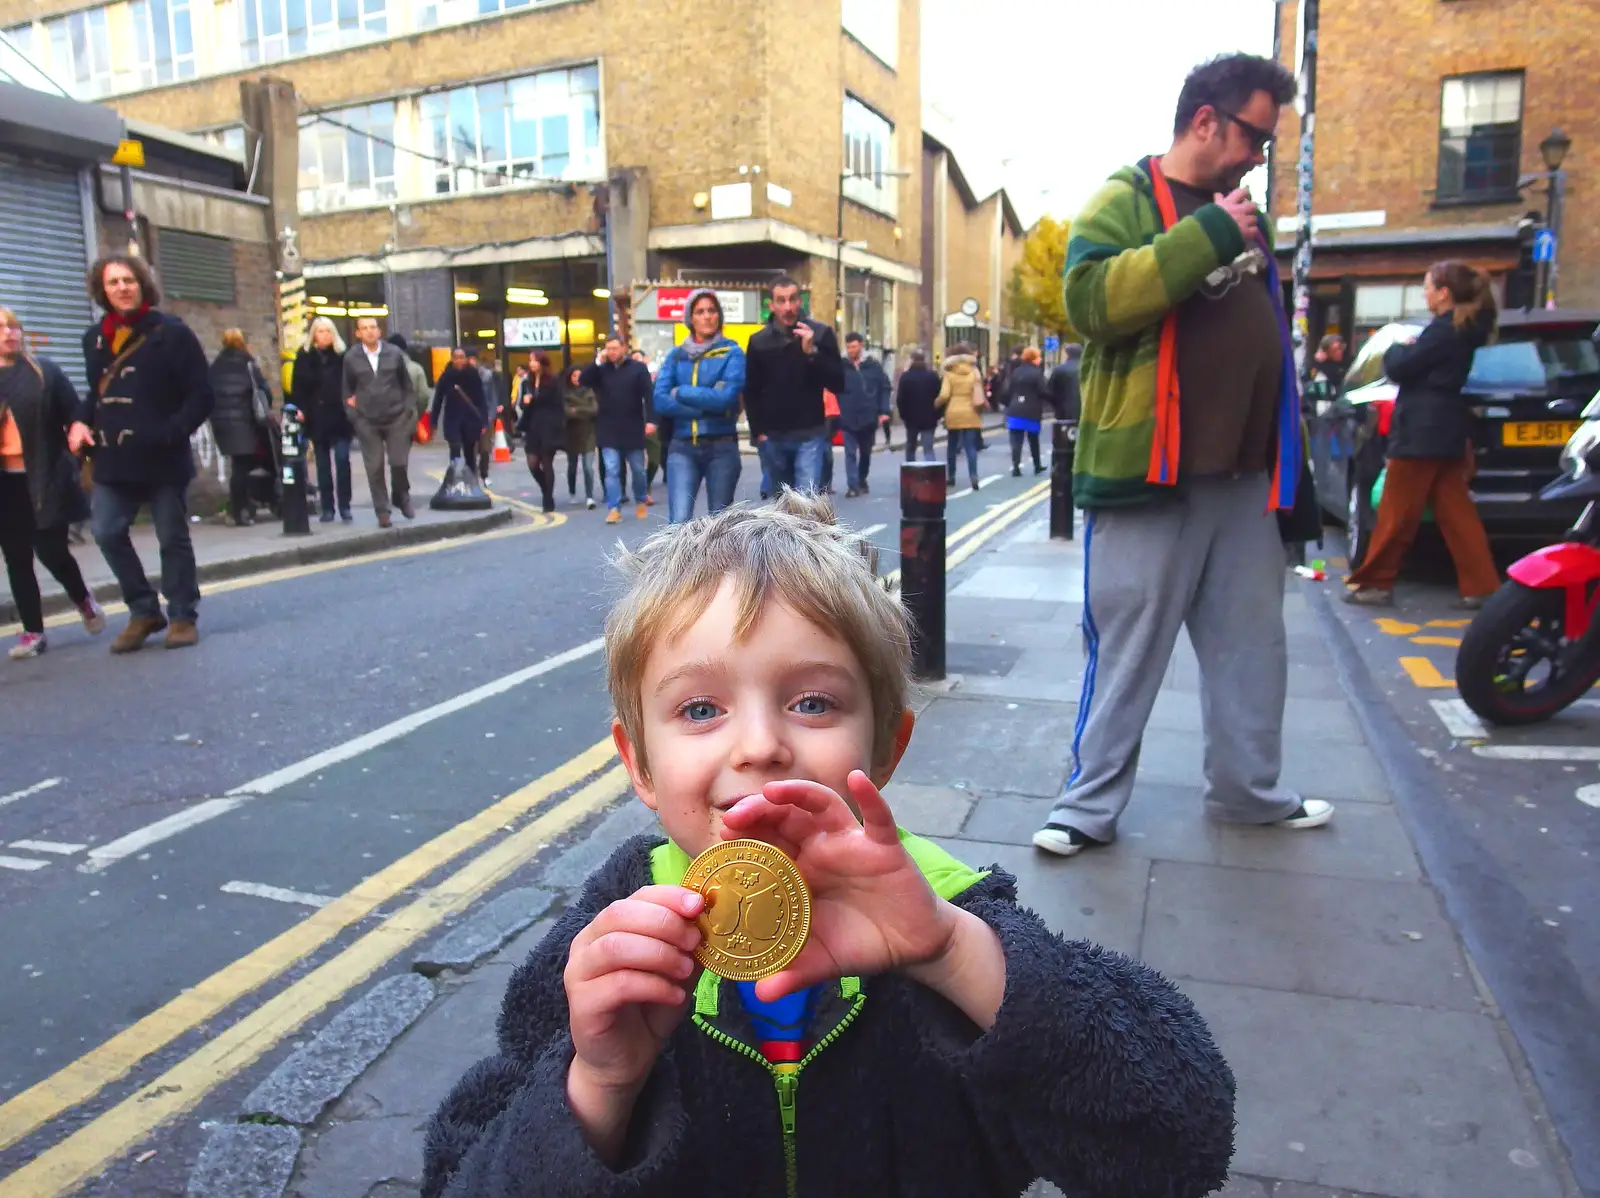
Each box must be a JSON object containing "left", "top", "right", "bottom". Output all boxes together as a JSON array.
[{"left": 343, "top": 316, "right": 416, "bottom": 527}]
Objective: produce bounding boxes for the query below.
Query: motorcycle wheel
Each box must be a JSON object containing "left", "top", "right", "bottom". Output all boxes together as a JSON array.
[{"left": 1455, "top": 581, "right": 1600, "bottom": 726}]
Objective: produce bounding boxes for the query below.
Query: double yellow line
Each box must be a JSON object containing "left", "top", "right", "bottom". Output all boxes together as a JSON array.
[{"left": 2, "top": 477, "right": 1053, "bottom": 1195}]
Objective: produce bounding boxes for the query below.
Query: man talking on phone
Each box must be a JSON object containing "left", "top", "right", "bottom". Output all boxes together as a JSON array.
[
  {"left": 1034, "top": 53, "right": 1336, "bottom": 860},
  {"left": 743, "top": 275, "right": 845, "bottom": 494}
]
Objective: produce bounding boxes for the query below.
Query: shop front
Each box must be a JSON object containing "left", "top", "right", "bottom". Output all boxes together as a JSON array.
[{"left": 453, "top": 257, "right": 608, "bottom": 385}]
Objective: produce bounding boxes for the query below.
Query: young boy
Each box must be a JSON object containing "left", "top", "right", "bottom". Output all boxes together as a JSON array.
[{"left": 423, "top": 494, "right": 1235, "bottom": 1197}]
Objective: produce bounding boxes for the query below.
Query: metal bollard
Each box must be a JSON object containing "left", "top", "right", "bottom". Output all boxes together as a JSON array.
[
  {"left": 279, "top": 402, "right": 310, "bottom": 536},
  {"left": 1049, "top": 419, "right": 1077, "bottom": 540},
  {"left": 899, "top": 461, "right": 946, "bottom": 681}
]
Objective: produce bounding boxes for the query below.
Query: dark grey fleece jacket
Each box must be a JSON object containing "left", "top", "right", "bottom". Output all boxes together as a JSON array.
[{"left": 422, "top": 834, "right": 1236, "bottom": 1198}]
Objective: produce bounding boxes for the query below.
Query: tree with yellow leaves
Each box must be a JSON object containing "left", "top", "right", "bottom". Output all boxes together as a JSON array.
[{"left": 1009, "top": 216, "right": 1080, "bottom": 343}]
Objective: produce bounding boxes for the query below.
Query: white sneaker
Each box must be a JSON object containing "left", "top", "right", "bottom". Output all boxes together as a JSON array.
[
  {"left": 9, "top": 632, "right": 46, "bottom": 660},
  {"left": 1276, "top": 798, "right": 1335, "bottom": 829},
  {"left": 586, "top": 497, "right": 596, "bottom": 510},
  {"left": 1031, "top": 823, "right": 1099, "bottom": 857}
]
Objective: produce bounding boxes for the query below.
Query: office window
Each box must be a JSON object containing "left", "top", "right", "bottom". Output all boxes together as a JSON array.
[
  {"left": 298, "top": 101, "right": 397, "bottom": 211},
  {"left": 413, "top": 0, "right": 543, "bottom": 30},
  {"left": 1438, "top": 72, "right": 1523, "bottom": 202},
  {"left": 240, "top": 0, "right": 386, "bottom": 65},
  {"left": 44, "top": 8, "right": 113, "bottom": 98},
  {"left": 201, "top": 125, "right": 249, "bottom": 159},
  {"left": 129, "top": 0, "right": 195, "bottom": 86},
  {"left": 420, "top": 64, "right": 601, "bottom": 195},
  {"left": 843, "top": 94, "right": 895, "bottom": 216}
]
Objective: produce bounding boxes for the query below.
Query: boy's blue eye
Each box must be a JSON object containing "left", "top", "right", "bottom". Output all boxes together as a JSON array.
[
  {"left": 793, "top": 694, "right": 832, "bottom": 716},
  {"left": 683, "top": 701, "right": 720, "bottom": 722}
]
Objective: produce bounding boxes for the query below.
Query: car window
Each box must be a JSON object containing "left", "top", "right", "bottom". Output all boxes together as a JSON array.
[{"left": 1467, "top": 334, "right": 1600, "bottom": 390}]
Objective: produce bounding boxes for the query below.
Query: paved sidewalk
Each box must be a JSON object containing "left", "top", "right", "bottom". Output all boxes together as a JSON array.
[
  {"left": 1, "top": 444, "right": 512, "bottom": 626},
  {"left": 193, "top": 509, "right": 1579, "bottom": 1198}
]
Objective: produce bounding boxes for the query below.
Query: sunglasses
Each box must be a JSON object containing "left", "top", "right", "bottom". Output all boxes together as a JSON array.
[{"left": 1216, "top": 108, "right": 1274, "bottom": 153}]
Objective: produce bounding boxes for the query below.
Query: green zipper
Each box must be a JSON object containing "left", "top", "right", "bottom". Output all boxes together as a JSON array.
[{"left": 691, "top": 976, "right": 867, "bottom": 1198}]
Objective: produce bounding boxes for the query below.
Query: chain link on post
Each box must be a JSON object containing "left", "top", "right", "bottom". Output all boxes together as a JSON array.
[
  {"left": 1049, "top": 420, "right": 1077, "bottom": 540},
  {"left": 899, "top": 462, "right": 946, "bottom": 681},
  {"left": 279, "top": 403, "right": 310, "bottom": 535}
]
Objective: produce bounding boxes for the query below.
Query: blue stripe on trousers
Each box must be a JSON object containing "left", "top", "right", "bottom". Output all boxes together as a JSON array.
[{"left": 1066, "top": 510, "right": 1099, "bottom": 788}]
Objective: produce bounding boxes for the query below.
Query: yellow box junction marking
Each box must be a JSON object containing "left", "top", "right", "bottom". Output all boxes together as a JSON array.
[{"left": 1400, "top": 657, "right": 1454, "bottom": 688}]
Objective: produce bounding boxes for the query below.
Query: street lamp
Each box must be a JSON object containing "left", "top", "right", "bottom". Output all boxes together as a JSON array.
[{"left": 1536, "top": 128, "right": 1572, "bottom": 307}]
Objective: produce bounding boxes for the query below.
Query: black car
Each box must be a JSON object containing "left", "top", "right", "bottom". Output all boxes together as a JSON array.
[{"left": 1309, "top": 308, "right": 1600, "bottom": 564}]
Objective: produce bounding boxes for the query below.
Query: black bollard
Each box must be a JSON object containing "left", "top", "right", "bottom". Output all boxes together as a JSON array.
[
  {"left": 279, "top": 403, "right": 311, "bottom": 536},
  {"left": 1049, "top": 419, "right": 1077, "bottom": 541},
  {"left": 899, "top": 461, "right": 946, "bottom": 681}
]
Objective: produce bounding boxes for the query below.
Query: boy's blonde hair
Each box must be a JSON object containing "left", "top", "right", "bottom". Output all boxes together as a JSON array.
[{"left": 606, "top": 491, "right": 913, "bottom": 778}]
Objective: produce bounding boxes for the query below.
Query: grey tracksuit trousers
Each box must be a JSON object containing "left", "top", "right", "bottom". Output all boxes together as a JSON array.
[{"left": 1046, "top": 472, "right": 1302, "bottom": 841}]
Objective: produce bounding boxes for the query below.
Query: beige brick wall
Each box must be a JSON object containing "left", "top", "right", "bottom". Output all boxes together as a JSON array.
[
  {"left": 1272, "top": 0, "right": 1600, "bottom": 305},
  {"left": 298, "top": 185, "right": 592, "bottom": 261}
]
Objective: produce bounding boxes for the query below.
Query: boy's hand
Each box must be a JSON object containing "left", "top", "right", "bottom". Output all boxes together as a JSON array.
[
  {"left": 565, "top": 886, "right": 703, "bottom": 1098},
  {"left": 719, "top": 771, "right": 960, "bottom": 1002}
]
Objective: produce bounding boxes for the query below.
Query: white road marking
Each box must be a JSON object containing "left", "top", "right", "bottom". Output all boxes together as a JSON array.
[
  {"left": 1472, "top": 745, "right": 1600, "bottom": 762},
  {"left": 0, "top": 778, "right": 62, "bottom": 809},
  {"left": 858, "top": 523, "right": 887, "bottom": 538},
  {"left": 0, "top": 855, "right": 49, "bottom": 872},
  {"left": 7, "top": 841, "right": 85, "bottom": 855},
  {"left": 77, "top": 638, "right": 605, "bottom": 874},
  {"left": 1430, "top": 698, "right": 1489, "bottom": 740},
  {"left": 1577, "top": 784, "right": 1600, "bottom": 809},
  {"left": 947, "top": 476, "right": 996, "bottom": 501},
  {"left": 219, "top": 880, "right": 335, "bottom": 908}
]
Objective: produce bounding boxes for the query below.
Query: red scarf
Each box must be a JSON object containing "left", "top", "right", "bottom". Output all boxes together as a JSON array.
[{"left": 100, "top": 303, "right": 152, "bottom": 340}]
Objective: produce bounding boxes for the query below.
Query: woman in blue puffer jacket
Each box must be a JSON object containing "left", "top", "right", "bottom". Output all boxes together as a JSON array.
[{"left": 653, "top": 288, "right": 745, "bottom": 523}]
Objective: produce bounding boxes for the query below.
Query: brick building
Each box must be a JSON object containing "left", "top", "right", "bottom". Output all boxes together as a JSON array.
[
  {"left": 920, "top": 129, "right": 1028, "bottom": 365},
  {"left": 1270, "top": 0, "right": 1600, "bottom": 346},
  {"left": 2, "top": 0, "right": 927, "bottom": 384}
]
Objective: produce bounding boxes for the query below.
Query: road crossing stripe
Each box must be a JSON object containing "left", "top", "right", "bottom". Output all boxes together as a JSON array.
[
  {"left": 7, "top": 841, "right": 85, "bottom": 856},
  {"left": 1429, "top": 698, "right": 1489, "bottom": 740},
  {"left": 219, "top": 880, "right": 336, "bottom": 908},
  {"left": 0, "top": 765, "right": 633, "bottom": 1198},
  {"left": 1578, "top": 784, "right": 1600, "bottom": 809},
  {"left": 1399, "top": 657, "right": 1453, "bottom": 688},
  {"left": 0, "top": 737, "right": 617, "bottom": 1156},
  {"left": 0, "top": 778, "right": 62, "bottom": 808},
  {"left": 0, "top": 856, "right": 48, "bottom": 872},
  {"left": 1471, "top": 745, "right": 1600, "bottom": 762}
]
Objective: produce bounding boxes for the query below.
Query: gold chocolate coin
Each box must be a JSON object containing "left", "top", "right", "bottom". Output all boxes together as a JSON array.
[{"left": 681, "top": 838, "right": 811, "bottom": 982}]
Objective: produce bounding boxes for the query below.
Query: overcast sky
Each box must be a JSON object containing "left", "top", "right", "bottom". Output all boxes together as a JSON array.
[{"left": 921, "top": 0, "right": 1281, "bottom": 228}]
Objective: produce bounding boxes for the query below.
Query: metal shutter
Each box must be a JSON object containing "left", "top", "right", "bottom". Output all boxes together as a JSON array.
[
  {"left": 0, "top": 152, "right": 92, "bottom": 392},
  {"left": 158, "top": 227, "right": 236, "bottom": 305}
]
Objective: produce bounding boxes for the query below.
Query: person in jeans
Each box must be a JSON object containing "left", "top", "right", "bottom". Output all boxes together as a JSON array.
[
  {"left": 654, "top": 289, "right": 745, "bottom": 523},
  {"left": 895, "top": 348, "right": 940, "bottom": 462},
  {"left": 1344, "top": 262, "right": 1500, "bottom": 608},
  {"left": 936, "top": 343, "right": 985, "bottom": 490},
  {"left": 1005, "top": 345, "right": 1050, "bottom": 476},
  {"left": 342, "top": 316, "right": 416, "bottom": 528},
  {"left": 208, "top": 328, "right": 271, "bottom": 526},
  {"left": 581, "top": 337, "right": 654, "bottom": 524},
  {"left": 839, "top": 332, "right": 891, "bottom": 498},
  {"left": 67, "top": 253, "right": 213, "bottom": 652},
  {"left": 0, "top": 306, "right": 104, "bottom": 660},
  {"left": 294, "top": 316, "right": 354, "bottom": 522},
  {"left": 1034, "top": 52, "right": 1332, "bottom": 859},
  {"left": 743, "top": 275, "right": 844, "bottom": 493}
]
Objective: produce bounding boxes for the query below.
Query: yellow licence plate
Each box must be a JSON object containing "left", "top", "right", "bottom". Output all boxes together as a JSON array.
[{"left": 1501, "top": 420, "right": 1581, "bottom": 447}]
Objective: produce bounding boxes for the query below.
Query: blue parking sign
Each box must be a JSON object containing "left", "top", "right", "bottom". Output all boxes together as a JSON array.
[
  {"left": 1044, "top": 335, "right": 1060, "bottom": 352},
  {"left": 1533, "top": 228, "right": 1556, "bottom": 263}
]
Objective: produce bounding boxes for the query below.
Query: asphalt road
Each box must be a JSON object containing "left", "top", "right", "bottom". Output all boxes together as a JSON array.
[{"left": 0, "top": 432, "right": 1048, "bottom": 1194}]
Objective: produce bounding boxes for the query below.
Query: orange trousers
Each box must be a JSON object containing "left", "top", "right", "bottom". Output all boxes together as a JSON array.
[{"left": 1347, "top": 456, "right": 1500, "bottom": 597}]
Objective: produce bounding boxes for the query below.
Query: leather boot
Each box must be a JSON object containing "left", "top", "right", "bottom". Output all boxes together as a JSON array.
[
  {"left": 164, "top": 620, "right": 199, "bottom": 649},
  {"left": 110, "top": 614, "right": 168, "bottom": 654},
  {"left": 392, "top": 466, "right": 416, "bottom": 519}
]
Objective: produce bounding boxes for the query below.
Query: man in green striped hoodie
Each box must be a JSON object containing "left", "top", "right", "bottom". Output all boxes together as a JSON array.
[{"left": 1034, "top": 53, "right": 1337, "bottom": 859}]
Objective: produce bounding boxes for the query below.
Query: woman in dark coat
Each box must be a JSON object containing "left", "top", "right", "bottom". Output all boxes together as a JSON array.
[
  {"left": 1345, "top": 260, "right": 1501, "bottom": 607},
  {"left": 291, "top": 316, "right": 354, "bottom": 522},
  {"left": 209, "top": 328, "right": 271, "bottom": 525},
  {"left": 430, "top": 348, "right": 489, "bottom": 476},
  {"left": 894, "top": 348, "right": 941, "bottom": 463},
  {"left": 0, "top": 306, "right": 103, "bottom": 659},
  {"left": 513, "top": 351, "right": 566, "bottom": 513},
  {"left": 1005, "top": 346, "right": 1049, "bottom": 476}
]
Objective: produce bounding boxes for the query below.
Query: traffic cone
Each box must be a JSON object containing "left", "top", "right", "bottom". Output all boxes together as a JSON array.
[{"left": 492, "top": 419, "right": 512, "bottom": 464}]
